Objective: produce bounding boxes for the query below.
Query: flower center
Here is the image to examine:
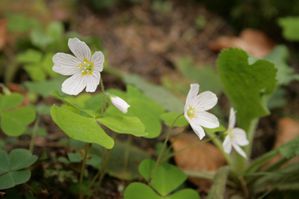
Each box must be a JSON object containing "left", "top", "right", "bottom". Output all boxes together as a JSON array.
[
  {"left": 187, "top": 106, "right": 196, "bottom": 119},
  {"left": 79, "top": 58, "right": 94, "bottom": 76}
]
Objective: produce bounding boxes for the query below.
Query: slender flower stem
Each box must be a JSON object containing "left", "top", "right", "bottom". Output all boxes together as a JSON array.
[
  {"left": 79, "top": 143, "right": 91, "bottom": 199},
  {"left": 88, "top": 148, "right": 112, "bottom": 193},
  {"left": 206, "top": 132, "right": 232, "bottom": 166},
  {"left": 29, "top": 116, "right": 40, "bottom": 153},
  {"left": 245, "top": 119, "right": 258, "bottom": 158},
  {"left": 150, "top": 114, "right": 183, "bottom": 181}
]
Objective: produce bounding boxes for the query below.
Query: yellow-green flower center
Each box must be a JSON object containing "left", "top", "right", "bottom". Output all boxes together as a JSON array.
[
  {"left": 79, "top": 58, "right": 94, "bottom": 76},
  {"left": 187, "top": 106, "right": 196, "bottom": 119}
]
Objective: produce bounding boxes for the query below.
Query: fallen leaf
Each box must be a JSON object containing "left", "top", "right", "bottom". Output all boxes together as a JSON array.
[
  {"left": 170, "top": 133, "right": 226, "bottom": 191},
  {"left": 0, "top": 19, "right": 7, "bottom": 50},
  {"left": 209, "top": 29, "right": 275, "bottom": 58}
]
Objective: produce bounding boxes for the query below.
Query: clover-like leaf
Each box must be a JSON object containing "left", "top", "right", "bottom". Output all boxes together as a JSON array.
[
  {"left": 0, "top": 149, "right": 37, "bottom": 190},
  {"left": 217, "top": 48, "right": 277, "bottom": 130},
  {"left": 169, "top": 189, "right": 200, "bottom": 199},
  {"left": 0, "top": 94, "right": 36, "bottom": 136},
  {"left": 1, "top": 106, "right": 36, "bottom": 136},
  {"left": 98, "top": 114, "right": 146, "bottom": 137},
  {"left": 50, "top": 105, "right": 114, "bottom": 149},
  {"left": 139, "top": 159, "right": 187, "bottom": 196},
  {"left": 124, "top": 182, "right": 160, "bottom": 199}
]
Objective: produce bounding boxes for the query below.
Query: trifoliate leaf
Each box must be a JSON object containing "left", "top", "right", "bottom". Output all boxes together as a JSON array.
[
  {"left": 124, "top": 182, "right": 160, "bottom": 199},
  {"left": 139, "top": 159, "right": 187, "bottom": 196},
  {"left": 1, "top": 106, "right": 36, "bottom": 136},
  {"left": 0, "top": 94, "right": 36, "bottom": 136},
  {"left": 0, "top": 149, "right": 37, "bottom": 190},
  {"left": 51, "top": 105, "right": 114, "bottom": 149}
]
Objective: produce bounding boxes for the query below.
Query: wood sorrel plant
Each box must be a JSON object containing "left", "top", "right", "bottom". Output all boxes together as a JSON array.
[{"left": 50, "top": 38, "right": 299, "bottom": 199}]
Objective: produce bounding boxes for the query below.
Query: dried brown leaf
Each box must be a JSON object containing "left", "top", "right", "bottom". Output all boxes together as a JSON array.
[
  {"left": 171, "top": 133, "right": 226, "bottom": 191},
  {"left": 209, "top": 28, "right": 274, "bottom": 58}
]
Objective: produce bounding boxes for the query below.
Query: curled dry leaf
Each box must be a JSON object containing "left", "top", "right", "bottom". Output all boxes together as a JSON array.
[
  {"left": 170, "top": 133, "right": 226, "bottom": 191},
  {"left": 270, "top": 118, "right": 299, "bottom": 164},
  {"left": 209, "top": 28, "right": 274, "bottom": 58}
]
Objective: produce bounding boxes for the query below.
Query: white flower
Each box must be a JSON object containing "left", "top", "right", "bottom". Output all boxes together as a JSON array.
[
  {"left": 110, "top": 96, "right": 130, "bottom": 113},
  {"left": 223, "top": 108, "right": 249, "bottom": 158},
  {"left": 184, "top": 83, "right": 219, "bottom": 139},
  {"left": 52, "top": 37, "right": 104, "bottom": 95}
]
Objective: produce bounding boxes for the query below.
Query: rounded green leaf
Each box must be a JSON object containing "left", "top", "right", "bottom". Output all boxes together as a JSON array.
[
  {"left": 98, "top": 115, "right": 146, "bottom": 137},
  {"left": 139, "top": 159, "right": 187, "bottom": 196},
  {"left": 1, "top": 106, "right": 36, "bottom": 136},
  {"left": 51, "top": 105, "right": 114, "bottom": 149},
  {"left": 0, "top": 170, "right": 31, "bottom": 190},
  {"left": 0, "top": 149, "right": 37, "bottom": 190},
  {"left": 0, "top": 94, "right": 23, "bottom": 112},
  {"left": 9, "top": 149, "right": 38, "bottom": 170},
  {"left": 124, "top": 182, "right": 160, "bottom": 199}
]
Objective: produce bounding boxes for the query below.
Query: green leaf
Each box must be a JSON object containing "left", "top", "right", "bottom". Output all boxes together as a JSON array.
[
  {"left": 16, "top": 49, "right": 42, "bottom": 64},
  {"left": 123, "top": 74, "right": 183, "bottom": 112},
  {"left": 160, "top": 112, "right": 187, "bottom": 127},
  {"left": 278, "top": 17, "right": 299, "bottom": 41},
  {"left": 6, "top": 14, "right": 40, "bottom": 32},
  {"left": 265, "top": 45, "right": 299, "bottom": 85},
  {"left": 0, "top": 170, "right": 31, "bottom": 190},
  {"left": 124, "top": 182, "right": 160, "bottom": 199},
  {"left": 67, "top": 153, "right": 82, "bottom": 163},
  {"left": 0, "top": 94, "right": 23, "bottom": 112},
  {"left": 30, "top": 29, "right": 53, "bottom": 49},
  {"left": 139, "top": 159, "right": 187, "bottom": 196},
  {"left": 106, "top": 141, "right": 150, "bottom": 180},
  {"left": 0, "top": 149, "right": 37, "bottom": 190},
  {"left": 25, "top": 78, "right": 63, "bottom": 97},
  {"left": 207, "top": 167, "right": 229, "bottom": 199},
  {"left": 128, "top": 98, "right": 163, "bottom": 138},
  {"left": 217, "top": 48, "right": 277, "bottom": 129},
  {"left": 9, "top": 149, "right": 38, "bottom": 171},
  {"left": 98, "top": 115, "right": 146, "bottom": 137},
  {"left": 47, "top": 22, "right": 64, "bottom": 41},
  {"left": 176, "top": 57, "right": 222, "bottom": 94},
  {"left": 50, "top": 105, "right": 114, "bottom": 149},
  {"left": 1, "top": 106, "right": 36, "bottom": 136},
  {"left": 247, "top": 137, "right": 299, "bottom": 174},
  {"left": 24, "top": 64, "right": 46, "bottom": 81}
]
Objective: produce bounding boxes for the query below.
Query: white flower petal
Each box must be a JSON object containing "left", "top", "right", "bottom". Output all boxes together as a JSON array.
[
  {"left": 233, "top": 144, "right": 247, "bottom": 158},
  {"left": 85, "top": 72, "right": 101, "bottom": 93},
  {"left": 228, "top": 108, "right": 236, "bottom": 129},
  {"left": 52, "top": 53, "right": 81, "bottom": 75},
  {"left": 194, "top": 91, "right": 218, "bottom": 111},
  {"left": 195, "top": 111, "right": 219, "bottom": 129},
  {"left": 189, "top": 122, "right": 205, "bottom": 140},
  {"left": 223, "top": 136, "right": 232, "bottom": 154},
  {"left": 61, "top": 73, "right": 86, "bottom": 95},
  {"left": 92, "top": 51, "right": 104, "bottom": 72},
  {"left": 68, "top": 38, "right": 91, "bottom": 61},
  {"left": 111, "top": 96, "right": 130, "bottom": 113},
  {"left": 232, "top": 128, "right": 249, "bottom": 146},
  {"left": 185, "top": 83, "right": 200, "bottom": 110}
]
